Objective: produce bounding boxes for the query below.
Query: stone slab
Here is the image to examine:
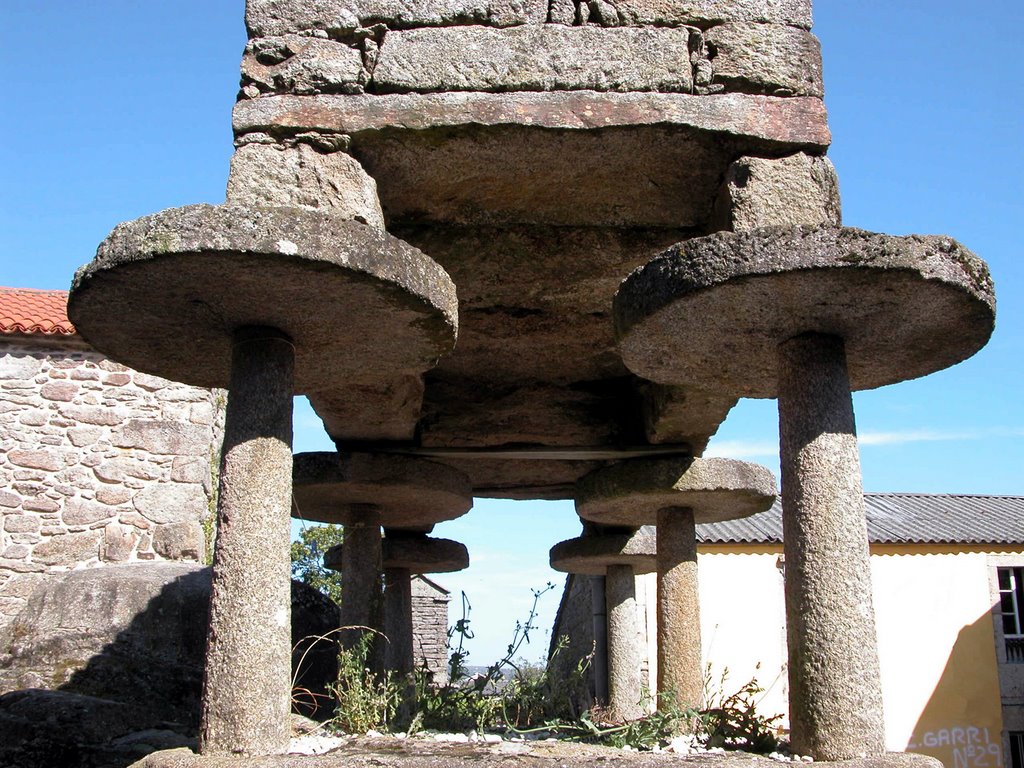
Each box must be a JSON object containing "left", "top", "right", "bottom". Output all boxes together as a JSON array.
[
  {"left": 233, "top": 91, "right": 830, "bottom": 146},
  {"left": 246, "top": 0, "right": 547, "bottom": 37},
  {"left": 615, "top": 226, "right": 996, "bottom": 397},
  {"left": 597, "top": 0, "right": 812, "bottom": 28},
  {"left": 233, "top": 92, "right": 828, "bottom": 227},
  {"left": 291, "top": 451, "right": 473, "bottom": 527},
  {"left": 325, "top": 535, "right": 469, "bottom": 572},
  {"left": 227, "top": 143, "right": 386, "bottom": 229},
  {"left": 69, "top": 204, "right": 457, "bottom": 392},
  {"left": 549, "top": 529, "right": 657, "bottom": 575},
  {"left": 373, "top": 26, "right": 693, "bottom": 94},
  {"left": 575, "top": 456, "right": 776, "bottom": 526},
  {"left": 706, "top": 22, "right": 823, "bottom": 97},
  {"left": 128, "top": 746, "right": 942, "bottom": 768}
]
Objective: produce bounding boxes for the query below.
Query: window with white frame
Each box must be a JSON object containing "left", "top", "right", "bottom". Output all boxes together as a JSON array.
[{"left": 999, "top": 567, "right": 1024, "bottom": 662}]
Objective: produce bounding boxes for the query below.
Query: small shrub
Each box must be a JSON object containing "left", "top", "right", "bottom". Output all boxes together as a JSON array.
[
  {"left": 698, "top": 664, "right": 782, "bottom": 753},
  {"left": 328, "top": 630, "right": 401, "bottom": 734}
]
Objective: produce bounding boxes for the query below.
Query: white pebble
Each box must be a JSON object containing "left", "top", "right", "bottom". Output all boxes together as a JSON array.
[{"left": 287, "top": 735, "right": 346, "bottom": 755}]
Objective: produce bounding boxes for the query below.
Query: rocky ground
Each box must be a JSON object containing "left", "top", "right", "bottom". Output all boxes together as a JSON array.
[{"left": 129, "top": 735, "right": 939, "bottom": 768}]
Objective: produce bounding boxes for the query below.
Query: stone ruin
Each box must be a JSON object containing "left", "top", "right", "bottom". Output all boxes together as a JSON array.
[{"left": 14, "top": 0, "right": 1002, "bottom": 763}]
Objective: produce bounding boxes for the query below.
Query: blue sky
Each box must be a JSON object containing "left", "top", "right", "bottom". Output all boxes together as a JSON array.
[{"left": 3, "top": 1, "right": 1021, "bottom": 662}]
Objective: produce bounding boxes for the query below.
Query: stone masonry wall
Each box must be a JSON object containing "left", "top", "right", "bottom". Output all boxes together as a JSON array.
[
  {"left": 411, "top": 575, "right": 451, "bottom": 684},
  {"left": 0, "top": 335, "right": 225, "bottom": 627},
  {"left": 240, "top": 0, "right": 821, "bottom": 101},
  {"left": 547, "top": 573, "right": 597, "bottom": 702},
  {"left": 229, "top": 0, "right": 830, "bottom": 230}
]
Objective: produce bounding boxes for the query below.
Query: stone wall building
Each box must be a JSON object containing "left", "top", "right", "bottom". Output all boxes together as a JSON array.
[
  {"left": 549, "top": 494, "right": 1024, "bottom": 768},
  {"left": 411, "top": 574, "right": 452, "bottom": 684},
  {"left": 0, "top": 287, "right": 225, "bottom": 626}
]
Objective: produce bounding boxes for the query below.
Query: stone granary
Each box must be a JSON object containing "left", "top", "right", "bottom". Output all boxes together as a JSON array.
[{"left": 62, "top": 0, "right": 996, "bottom": 763}]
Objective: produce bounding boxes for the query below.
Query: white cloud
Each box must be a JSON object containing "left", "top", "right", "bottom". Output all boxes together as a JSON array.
[
  {"left": 704, "top": 439, "right": 778, "bottom": 459},
  {"left": 859, "top": 426, "right": 1024, "bottom": 446},
  {"left": 706, "top": 427, "right": 1024, "bottom": 459}
]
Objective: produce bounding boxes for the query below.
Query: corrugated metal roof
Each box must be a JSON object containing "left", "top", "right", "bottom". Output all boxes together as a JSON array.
[{"left": 695, "top": 494, "right": 1024, "bottom": 546}]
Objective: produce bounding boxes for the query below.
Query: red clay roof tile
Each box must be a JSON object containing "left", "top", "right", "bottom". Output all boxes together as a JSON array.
[{"left": 0, "top": 287, "right": 76, "bottom": 336}]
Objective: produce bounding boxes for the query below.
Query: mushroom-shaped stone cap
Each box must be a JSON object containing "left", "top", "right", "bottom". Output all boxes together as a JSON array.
[
  {"left": 575, "top": 457, "right": 776, "bottom": 527},
  {"left": 550, "top": 528, "right": 656, "bottom": 576},
  {"left": 68, "top": 204, "right": 458, "bottom": 392},
  {"left": 614, "top": 226, "right": 996, "bottom": 398},
  {"left": 292, "top": 451, "right": 473, "bottom": 527},
  {"left": 325, "top": 535, "right": 469, "bottom": 573}
]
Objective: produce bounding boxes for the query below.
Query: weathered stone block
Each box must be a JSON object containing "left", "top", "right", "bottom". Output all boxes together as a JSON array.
[
  {"left": 3, "top": 515, "right": 39, "bottom": 534},
  {"left": 242, "top": 36, "right": 366, "bottom": 95},
  {"left": 246, "top": 0, "right": 546, "bottom": 36},
  {"left": 39, "top": 381, "right": 78, "bottom": 402},
  {"left": 112, "top": 419, "right": 208, "bottom": 456},
  {"left": 0, "top": 492, "right": 20, "bottom": 509},
  {"left": 16, "top": 410, "right": 47, "bottom": 427},
  {"left": 94, "top": 458, "right": 162, "bottom": 483},
  {"left": 132, "top": 373, "right": 170, "bottom": 392},
  {"left": 1, "top": 545, "right": 29, "bottom": 560},
  {"left": 373, "top": 26, "right": 693, "bottom": 93},
  {"left": 21, "top": 496, "right": 60, "bottom": 513},
  {"left": 132, "top": 484, "right": 207, "bottom": 525},
  {"left": 246, "top": 0, "right": 360, "bottom": 38},
  {"left": 96, "top": 486, "right": 134, "bottom": 506},
  {"left": 58, "top": 404, "right": 128, "bottom": 426},
  {"left": 599, "top": 0, "right": 811, "bottom": 27},
  {"left": 715, "top": 152, "right": 841, "bottom": 230},
  {"left": 706, "top": 22, "right": 822, "bottom": 96},
  {"left": 227, "top": 143, "right": 386, "bottom": 228},
  {"left": 188, "top": 402, "right": 214, "bottom": 426},
  {"left": 0, "top": 355, "right": 39, "bottom": 380},
  {"left": 67, "top": 426, "right": 103, "bottom": 447},
  {"left": 102, "top": 523, "right": 137, "bottom": 562},
  {"left": 63, "top": 499, "right": 115, "bottom": 527},
  {"left": 170, "top": 457, "right": 208, "bottom": 485},
  {"left": 0, "top": 564, "right": 342, "bottom": 768},
  {"left": 103, "top": 372, "right": 132, "bottom": 386},
  {"left": 6, "top": 450, "right": 63, "bottom": 472},
  {"left": 152, "top": 521, "right": 205, "bottom": 562},
  {"left": 32, "top": 531, "right": 101, "bottom": 566}
]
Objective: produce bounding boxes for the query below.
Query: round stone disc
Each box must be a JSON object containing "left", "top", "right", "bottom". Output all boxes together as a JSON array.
[
  {"left": 575, "top": 457, "right": 776, "bottom": 527},
  {"left": 614, "top": 226, "right": 995, "bottom": 398},
  {"left": 325, "top": 536, "right": 468, "bottom": 573},
  {"left": 549, "top": 528, "right": 656, "bottom": 576},
  {"left": 68, "top": 204, "right": 458, "bottom": 392},
  {"left": 292, "top": 451, "right": 473, "bottom": 527}
]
